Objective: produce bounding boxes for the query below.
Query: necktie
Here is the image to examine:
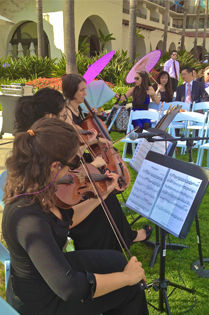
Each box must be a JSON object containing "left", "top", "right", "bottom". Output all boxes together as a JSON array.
[
  {"left": 186, "top": 83, "right": 192, "bottom": 104},
  {"left": 173, "top": 60, "right": 178, "bottom": 79}
]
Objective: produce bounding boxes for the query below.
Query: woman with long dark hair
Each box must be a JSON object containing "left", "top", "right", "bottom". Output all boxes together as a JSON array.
[
  {"left": 153, "top": 70, "right": 173, "bottom": 103},
  {"left": 116, "top": 70, "right": 160, "bottom": 133},
  {"left": 2, "top": 117, "right": 149, "bottom": 315},
  {"left": 14, "top": 87, "right": 153, "bottom": 253}
]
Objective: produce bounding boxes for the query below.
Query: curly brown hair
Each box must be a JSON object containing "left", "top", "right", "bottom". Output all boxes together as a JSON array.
[{"left": 3, "top": 117, "right": 79, "bottom": 212}]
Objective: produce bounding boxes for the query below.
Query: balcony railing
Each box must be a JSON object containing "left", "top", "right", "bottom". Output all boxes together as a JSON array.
[
  {"left": 123, "top": 8, "right": 147, "bottom": 19},
  {"left": 150, "top": 16, "right": 159, "bottom": 22}
]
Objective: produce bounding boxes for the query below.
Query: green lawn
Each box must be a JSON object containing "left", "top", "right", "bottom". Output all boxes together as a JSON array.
[{"left": 1, "top": 132, "right": 209, "bottom": 314}]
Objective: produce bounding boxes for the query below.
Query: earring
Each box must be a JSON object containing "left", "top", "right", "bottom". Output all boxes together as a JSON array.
[{"left": 59, "top": 164, "right": 61, "bottom": 170}]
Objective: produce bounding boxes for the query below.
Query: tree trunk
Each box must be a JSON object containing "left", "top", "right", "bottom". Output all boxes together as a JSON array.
[
  {"left": 180, "top": 0, "right": 188, "bottom": 50},
  {"left": 193, "top": 0, "right": 200, "bottom": 59},
  {"left": 36, "top": 0, "right": 45, "bottom": 58},
  {"left": 162, "top": 1, "right": 169, "bottom": 55},
  {"left": 128, "top": 0, "right": 137, "bottom": 62},
  {"left": 65, "top": 0, "right": 78, "bottom": 74},
  {"left": 202, "top": 0, "right": 208, "bottom": 56}
]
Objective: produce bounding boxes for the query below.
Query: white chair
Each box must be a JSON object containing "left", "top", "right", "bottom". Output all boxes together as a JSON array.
[
  {"left": 196, "top": 117, "right": 209, "bottom": 167},
  {"left": 121, "top": 110, "right": 160, "bottom": 162},
  {"left": 187, "top": 102, "right": 209, "bottom": 137},
  {"left": 148, "top": 101, "right": 161, "bottom": 111},
  {"left": 162, "top": 101, "right": 191, "bottom": 112},
  {"left": 168, "top": 112, "right": 207, "bottom": 158},
  {"left": 0, "top": 170, "right": 7, "bottom": 209},
  {"left": 0, "top": 296, "right": 20, "bottom": 315}
]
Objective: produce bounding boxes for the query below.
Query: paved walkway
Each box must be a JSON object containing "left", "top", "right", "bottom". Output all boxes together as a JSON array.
[{"left": 0, "top": 112, "right": 14, "bottom": 237}]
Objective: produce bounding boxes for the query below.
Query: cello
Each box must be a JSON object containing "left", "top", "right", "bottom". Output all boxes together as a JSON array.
[{"left": 81, "top": 99, "right": 130, "bottom": 191}]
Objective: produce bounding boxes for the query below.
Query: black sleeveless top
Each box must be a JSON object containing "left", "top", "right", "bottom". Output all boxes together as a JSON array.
[{"left": 66, "top": 105, "right": 83, "bottom": 127}]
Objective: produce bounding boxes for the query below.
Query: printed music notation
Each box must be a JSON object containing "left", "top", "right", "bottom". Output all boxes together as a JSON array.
[
  {"left": 129, "top": 136, "right": 173, "bottom": 173},
  {"left": 126, "top": 159, "right": 202, "bottom": 237}
]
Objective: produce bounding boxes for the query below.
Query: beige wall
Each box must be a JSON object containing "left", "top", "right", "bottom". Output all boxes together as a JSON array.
[{"left": 0, "top": 0, "right": 208, "bottom": 59}]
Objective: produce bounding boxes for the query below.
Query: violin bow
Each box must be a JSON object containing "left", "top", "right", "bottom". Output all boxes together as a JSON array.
[
  {"left": 66, "top": 102, "right": 150, "bottom": 292},
  {"left": 78, "top": 148, "right": 150, "bottom": 293}
]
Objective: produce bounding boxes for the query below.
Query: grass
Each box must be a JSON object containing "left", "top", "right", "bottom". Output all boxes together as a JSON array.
[{"left": 1, "top": 132, "right": 209, "bottom": 314}]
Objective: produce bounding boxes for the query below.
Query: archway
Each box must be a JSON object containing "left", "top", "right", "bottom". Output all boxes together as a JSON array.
[
  {"left": 156, "top": 40, "right": 163, "bottom": 51},
  {"left": 169, "top": 42, "right": 176, "bottom": 52},
  {"left": 10, "top": 21, "right": 49, "bottom": 57},
  {"left": 190, "top": 46, "right": 204, "bottom": 60},
  {"left": 79, "top": 15, "right": 111, "bottom": 56}
]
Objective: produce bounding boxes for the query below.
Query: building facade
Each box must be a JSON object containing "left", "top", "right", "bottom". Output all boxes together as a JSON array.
[{"left": 0, "top": 0, "right": 208, "bottom": 60}]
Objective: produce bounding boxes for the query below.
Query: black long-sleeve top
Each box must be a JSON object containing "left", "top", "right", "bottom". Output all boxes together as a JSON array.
[{"left": 2, "top": 198, "right": 96, "bottom": 302}]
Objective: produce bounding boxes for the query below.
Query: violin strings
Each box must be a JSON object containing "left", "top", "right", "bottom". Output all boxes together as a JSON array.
[{"left": 80, "top": 158, "right": 129, "bottom": 261}]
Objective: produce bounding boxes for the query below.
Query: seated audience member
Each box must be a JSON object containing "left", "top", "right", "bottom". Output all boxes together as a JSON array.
[
  {"left": 153, "top": 71, "right": 173, "bottom": 102},
  {"left": 197, "top": 66, "right": 209, "bottom": 90},
  {"left": 192, "top": 68, "right": 197, "bottom": 81},
  {"left": 176, "top": 67, "right": 209, "bottom": 104}
]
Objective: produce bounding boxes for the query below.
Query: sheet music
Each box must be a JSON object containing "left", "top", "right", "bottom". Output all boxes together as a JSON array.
[
  {"left": 126, "top": 159, "right": 202, "bottom": 237},
  {"left": 129, "top": 137, "right": 172, "bottom": 173}
]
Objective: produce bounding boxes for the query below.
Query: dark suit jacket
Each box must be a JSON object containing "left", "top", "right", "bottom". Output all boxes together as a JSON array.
[{"left": 176, "top": 80, "right": 209, "bottom": 103}]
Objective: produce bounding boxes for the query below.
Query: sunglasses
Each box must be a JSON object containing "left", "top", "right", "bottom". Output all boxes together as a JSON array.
[
  {"left": 134, "top": 77, "right": 140, "bottom": 80},
  {"left": 61, "top": 155, "right": 81, "bottom": 170},
  {"left": 172, "top": 54, "right": 177, "bottom": 56},
  {"left": 56, "top": 112, "right": 68, "bottom": 121}
]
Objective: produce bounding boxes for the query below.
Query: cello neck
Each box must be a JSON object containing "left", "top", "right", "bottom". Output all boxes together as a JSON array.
[{"left": 84, "top": 99, "right": 112, "bottom": 141}]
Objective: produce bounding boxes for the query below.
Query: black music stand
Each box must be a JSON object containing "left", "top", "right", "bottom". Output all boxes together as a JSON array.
[
  {"left": 126, "top": 151, "right": 209, "bottom": 313},
  {"left": 129, "top": 128, "right": 188, "bottom": 267}
]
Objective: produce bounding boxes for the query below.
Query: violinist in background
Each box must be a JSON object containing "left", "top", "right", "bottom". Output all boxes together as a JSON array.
[
  {"left": 14, "top": 87, "right": 153, "bottom": 253},
  {"left": 2, "top": 117, "right": 149, "bottom": 315}
]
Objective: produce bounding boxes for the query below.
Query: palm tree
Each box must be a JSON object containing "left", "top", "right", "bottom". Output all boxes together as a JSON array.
[
  {"left": 162, "top": 0, "right": 169, "bottom": 55},
  {"left": 202, "top": 0, "right": 208, "bottom": 56},
  {"left": 65, "top": 0, "right": 78, "bottom": 74},
  {"left": 180, "top": 0, "right": 188, "bottom": 50},
  {"left": 193, "top": 0, "right": 201, "bottom": 59},
  {"left": 36, "top": 0, "right": 44, "bottom": 58},
  {"left": 97, "top": 29, "right": 116, "bottom": 51},
  {"left": 128, "top": 0, "right": 137, "bottom": 62}
]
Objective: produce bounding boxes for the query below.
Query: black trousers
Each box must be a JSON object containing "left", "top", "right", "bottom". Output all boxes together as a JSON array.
[
  {"left": 171, "top": 78, "right": 178, "bottom": 92},
  {"left": 7, "top": 250, "right": 149, "bottom": 315}
]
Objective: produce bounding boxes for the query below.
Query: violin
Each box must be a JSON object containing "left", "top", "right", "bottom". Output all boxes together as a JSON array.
[
  {"left": 54, "top": 164, "right": 125, "bottom": 208},
  {"left": 81, "top": 99, "right": 130, "bottom": 191}
]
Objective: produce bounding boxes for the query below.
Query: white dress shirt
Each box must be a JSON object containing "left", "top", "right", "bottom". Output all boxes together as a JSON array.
[{"left": 164, "top": 58, "right": 180, "bottom": 81}]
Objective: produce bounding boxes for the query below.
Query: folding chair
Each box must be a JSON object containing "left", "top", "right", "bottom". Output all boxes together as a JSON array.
[
  {"left": 187, "top": 101, "right": 209, "bottom": 137},
  {"left": 0, "top": 170, "right": 7, "bottom": 209},
  {"left": 196, "top": 118, "right": 209, "bottom": 167},
  {"left": 121, "top": 110, "right": 160, "bottom": 162},
  {"left": 168, "top": 111, "right": 207, "bottom": 159},
  {"left": 0, "top": 296, "right": 20, "bottom": 315},
  {"left": 0, "top": 241, "right": 10, "bottom": 289}
]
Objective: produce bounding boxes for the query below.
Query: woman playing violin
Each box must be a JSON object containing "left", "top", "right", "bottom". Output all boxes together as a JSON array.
[
  {"left": 14, "top": 87, "right": 152, "bottom": 252},
  {"left": 2, "top": 117, "right": 149, "bottom": 315}
]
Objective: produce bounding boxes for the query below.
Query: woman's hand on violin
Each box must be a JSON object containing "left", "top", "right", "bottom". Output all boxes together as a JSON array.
[
  {"left": 123, "top": 256, "right": 147, "bottom": 286},
  {"left": 91, "top": 156, "right": 107, "bottom": 168},
  {"left": 103, "top": 171, "right": 119, "bottom": 197}
]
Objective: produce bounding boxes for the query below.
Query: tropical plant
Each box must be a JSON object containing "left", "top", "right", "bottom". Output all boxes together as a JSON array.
[
  {"left": 97, "top": 29, "right": 116, "bottom": 51},
  {"left": 155, "top": 50, "right": 202, "bottom": 72},
  {"left": 162, "top": 0, "right": 169, "bottom": 54},
  {"left": 202, "top": 0, "right": 208, "bottom": 55},
  {"left": 193, "top": 0, "right": 201, "bottom": 59},
  {"left": 78, "top": 36, "right": 90, "bottom": 55},
  {"left": 180, "top": 0, "right": 188, "bottom": 50}
]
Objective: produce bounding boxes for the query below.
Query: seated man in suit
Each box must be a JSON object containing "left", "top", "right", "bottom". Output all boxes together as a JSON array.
[{"left": 176, "top": 66, "right": 209, "bottom": 105}]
